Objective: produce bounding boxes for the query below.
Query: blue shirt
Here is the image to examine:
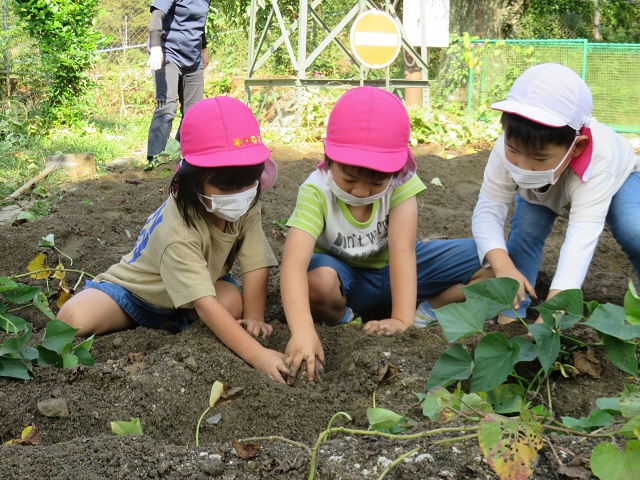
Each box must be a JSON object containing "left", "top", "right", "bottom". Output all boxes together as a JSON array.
[{"left": 151, "top": 0, "right": 210, "bottom": 69}]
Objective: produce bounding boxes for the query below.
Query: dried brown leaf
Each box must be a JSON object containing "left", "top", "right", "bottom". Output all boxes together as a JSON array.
[
  {"left": 376, "top": 364, "right": 398, "bottom": 385},
  {"left": 128, "top": 352, "right": 144, "bottom": 364},
  {"left": 221, "top": 386, "right": 243, "bottom": 399},
  {"left": 232, "top": 438, "right": 260, "bottom": 459},
  {"left": 572, "top": 350, "right": 602, "bottom": 378}
]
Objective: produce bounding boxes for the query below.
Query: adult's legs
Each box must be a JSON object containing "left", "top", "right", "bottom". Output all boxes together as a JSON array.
[
  {"left": 147, "top": 62, "right": 181, "bottom": 158},
  {"left": 175, "top": 67, "right": 204, "bottom": 143},
  {"left": 606, "top": 171, "right": 640, "bottom": 281}
]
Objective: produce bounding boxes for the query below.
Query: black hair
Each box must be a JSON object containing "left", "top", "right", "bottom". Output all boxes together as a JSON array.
[
  {"left": 324, "top": 155, "right": 393, "bottom": 183},
  {"left": 170, "top": 161, "right": 264, "bottom": 228},
  {"left": 501, "top": 112, "right": 578, "bottom": 153}
]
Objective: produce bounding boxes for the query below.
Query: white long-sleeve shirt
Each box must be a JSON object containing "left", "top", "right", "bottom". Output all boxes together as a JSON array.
[{"left": 472, "top": 120, "right": 639, "bottom": 291}]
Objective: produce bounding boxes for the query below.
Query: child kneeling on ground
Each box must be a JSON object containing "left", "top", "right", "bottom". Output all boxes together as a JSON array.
[
  {"left": 280, "top": 86, "right": 490, "bottom": 383},
  {"left": 472, "top": 63, "right": 640, "bottom": 324},
  {"left": 58, "top": 97, "right": 289, "bottom": 383}
]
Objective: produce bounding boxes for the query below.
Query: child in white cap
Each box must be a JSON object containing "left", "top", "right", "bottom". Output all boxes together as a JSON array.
[
  {"left": 58, "top": 97, "right": 289, "bottom": 383},
  {"left": 280, "top": 86, "right": 490, "bottom": 382},
  {"left": 472, "top": 63, "right": 640, "bottom": 324}
]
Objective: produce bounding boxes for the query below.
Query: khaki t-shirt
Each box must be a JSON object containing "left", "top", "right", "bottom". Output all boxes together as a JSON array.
[{"left": 95, "top": 195, "right": 277, "bottom": 309}]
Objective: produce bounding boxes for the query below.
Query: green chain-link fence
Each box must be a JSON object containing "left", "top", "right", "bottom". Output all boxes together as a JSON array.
[{"left": 455, "top": 39, "right": 640, "bottom": 133}]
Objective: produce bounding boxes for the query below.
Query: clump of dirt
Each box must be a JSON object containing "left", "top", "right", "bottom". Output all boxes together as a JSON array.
[{"left": 0, "top": 145, "right": 635, "bottom": 479}]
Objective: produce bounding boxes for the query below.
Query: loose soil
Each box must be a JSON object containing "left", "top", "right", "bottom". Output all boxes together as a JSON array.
[{"left": 0, "top": 145, "right": 636, "bottom": 479}]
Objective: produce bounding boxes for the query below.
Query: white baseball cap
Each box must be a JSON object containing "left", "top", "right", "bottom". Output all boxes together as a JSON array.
[{"left": 491, "top": 63, "right": 593, "bottom": 130}]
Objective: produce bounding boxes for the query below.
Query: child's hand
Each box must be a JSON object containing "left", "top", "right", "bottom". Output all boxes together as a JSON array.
[
  {"left": 494, "top": 265, "right": 537, "bottom": 309},
  {"left": 283, "top": 333, "right": 325, "bottom": 384},
  {"left": 363, "top": 318, "right": 408, "bottom": 336},
  {"left": 252, "top": 348, "right": 289, "bottom": 384},
  {"left": 237, "top": 318, "right": 272, "bottom": 338}
]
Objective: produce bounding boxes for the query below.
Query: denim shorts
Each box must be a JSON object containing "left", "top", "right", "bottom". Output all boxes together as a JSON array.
[
  {"left": 85, "top": 275, "right": 241, "bottom": 332},
  {"left": 308, "top": 238, "right": 481, "bottom": 314}
]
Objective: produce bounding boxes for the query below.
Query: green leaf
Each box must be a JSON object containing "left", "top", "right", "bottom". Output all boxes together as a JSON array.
[
  {"left": 426, "top": 344, "right": 473, "bottom": 390},
  {"left": 462, "top": 277, "right": 519, "bottom": 318},
  {"left": 478, "top": 409, "right": 543, "bottom": 480},
  {"left": 620, "top": 387, "right": 640, "bottom": 418},
  {"left": 110, "top": 418, "right": 144, "bottom": 435},
  {"left": 510, "top": 336, "right": 537, "bottom": 362},
  {"left": 619, "top": 415, "right": 640, "bottom": 439},
  {"left": 602, "top": 334, "right": 638, "bottom": 376},
  {"left": 37, "top": 346, "right": 62, "bottom": 367},
  {"left": 437, "top": 297, "right": 487, "bottom": 342},
  {"left": 0, "top": 357, "right": 31, "bottom": 380},
  {"left": 38, "top": 233, "right": 56, "bottom": 247},
  {"left": 419, "top": 386, "right": 455, "bottom": 421},
  {"left": 40, "top": 320, "right": 78, "bottom": 354},
  {"left": 0, "top": 326, "right": 37, "bottom": 362},
  {"left": 486, "top": 384, "right": 525, "bottom": 414},
  {"left": 590, "top": 440, "right": 640, "bottom": 480},
  {"left": 33, "top": 291, "right": 55, "bottom": 320},
  {"left": 0, "top": 310, "right": 29, "bottom": 334},
  {"left": 367, "top": 408, "right": 405, "bottom": 432},
  {"left": 2, "top": 283, "right": 41, "bottom": 304},
  {"left": 535, "top": 289, "right": 583, "bottom": 317},
  {"left": 471, "top": 332, "right": 520, "bottom": 393},
  {"left": 528, "top": 317, "right": 561, "bottom": 375},
  {"left": 0, "top": 277, "right": 19, "bottom": 293},
  {"left": 596, "top": 396, "right": 621, "bottom": 415},
  {"left": 74, "top": 347, "right": 94, "bottom": 366},
  {"left": 62, "top": 353, "right": 78, "bottom": 369},
  {"left": 624, "top": 280, "right": 640, "bottom": 325},
  {"left": 585, "top": 303, "right": 640, "bottom": 340}
]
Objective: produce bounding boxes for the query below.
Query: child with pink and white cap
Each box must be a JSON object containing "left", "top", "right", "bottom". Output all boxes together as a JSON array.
[
  {"left": 472, "top": 63, "right": 640, "bottom": 324},
  {"left": 58, "top": 97, "right": 290, "bottom": 383},
  {"left": 280, "top": 86, "right": 490, "bottom": 382}
]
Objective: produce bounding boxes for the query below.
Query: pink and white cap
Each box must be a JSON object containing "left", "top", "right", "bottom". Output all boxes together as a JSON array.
[
  {"left": 491, "top": 63, "right": 593, "bottom": 131},
  {"left": 180, "top": 96, "right": 277, "bottom": 191},
  {"left": 323, "top": 86, "right": 416, "bottom": 186}
]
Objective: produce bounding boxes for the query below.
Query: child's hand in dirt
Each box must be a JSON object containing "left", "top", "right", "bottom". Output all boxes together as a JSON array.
[
  {"left": 237, "top": 318, "right": 272, "bottom": 338},
  {"left": 363, "top": 318, "right": 408, "bottom": 336},
  {"left": 252, "top": 348, "right": 289, "bottom": 384},
  {"left": 283, "top": 332, "right": 325, "bottom": 384}
]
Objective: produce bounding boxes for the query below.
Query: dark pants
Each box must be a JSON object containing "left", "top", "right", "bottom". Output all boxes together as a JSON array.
[{"left": 147, "top": 61, "right": 204, "bottom": 158}]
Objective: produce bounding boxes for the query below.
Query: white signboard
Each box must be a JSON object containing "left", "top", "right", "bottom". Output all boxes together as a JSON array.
[{"left": 402, "top": 0, "right": 450, "bottom": 48}]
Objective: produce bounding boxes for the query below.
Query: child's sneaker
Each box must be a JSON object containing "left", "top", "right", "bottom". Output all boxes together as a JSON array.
[
  {"left": 328, "top": 306, "right": 362, "bottom": 326},
  {"left": 414, "top": 300, "right": 438, "bottom": 328}
]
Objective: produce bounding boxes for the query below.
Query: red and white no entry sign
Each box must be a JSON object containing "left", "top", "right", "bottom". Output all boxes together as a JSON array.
[{"left": 350, "top": 10, "right": 401, "bottom": 69}]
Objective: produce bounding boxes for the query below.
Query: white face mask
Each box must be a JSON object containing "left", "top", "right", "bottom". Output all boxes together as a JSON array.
[
  {"left": 504, "top": 136, "right": 578, "bottom": 190},
  {"left": 327, "top": 172, "right": 390, "bottom": 206},
  {"left": 198, "top": 183, "right": 258, "bottom": 222}
]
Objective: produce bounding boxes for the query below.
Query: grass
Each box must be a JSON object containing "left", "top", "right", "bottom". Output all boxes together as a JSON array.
[{"left": 0, "top": 112, "right": 149, "bottom": 201}]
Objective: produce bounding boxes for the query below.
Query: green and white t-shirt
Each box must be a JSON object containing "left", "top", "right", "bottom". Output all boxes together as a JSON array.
[{"left": 286, "top": 169, "right": 426, "bottom": 269}]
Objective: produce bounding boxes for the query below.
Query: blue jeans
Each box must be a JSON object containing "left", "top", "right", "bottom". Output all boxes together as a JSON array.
[
  {"left": 84, "top": 275, "right": 241, "bottom": 332},
  {"left": 147, "top": 61, "right": 204, "bottom": 158},
  {"left": 504, "top": 171, "right": 640, "bottom": 317},
  {"left": 308, "top": 238, "right": 482, "bottom": 314}
]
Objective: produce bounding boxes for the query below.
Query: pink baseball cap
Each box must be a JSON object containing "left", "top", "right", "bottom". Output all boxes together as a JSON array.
[
  {"left": 180, "top": 96, "right": 277, "bottom": 191},
  {"left": 324, "top": 87, "right": 416, "bottom": 178},
  {"left": 491, "top": 63, "right": 593, "bottom": 130}
]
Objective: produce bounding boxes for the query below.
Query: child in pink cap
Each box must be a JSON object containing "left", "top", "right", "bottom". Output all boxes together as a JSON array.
[
  {"left": 58, "top": 97, "right": 289, "bottom": 383},
  {"left": 280, "top": 86, "right": 490, "bottom": 382},
  {"left": 472, "top": 63, "right": 640, "bottom": 324}
]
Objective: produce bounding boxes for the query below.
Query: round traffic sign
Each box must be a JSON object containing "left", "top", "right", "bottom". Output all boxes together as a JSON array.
[{"left": 350, "top": 10, "right": 401, "bottom": 69}]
